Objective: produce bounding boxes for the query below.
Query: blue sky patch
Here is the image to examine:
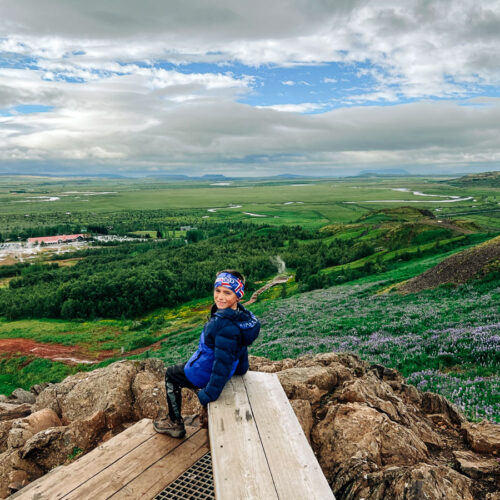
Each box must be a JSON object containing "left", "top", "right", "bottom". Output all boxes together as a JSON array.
[{"left": 0, "top": 104, "right": 55, "bottom": 116}]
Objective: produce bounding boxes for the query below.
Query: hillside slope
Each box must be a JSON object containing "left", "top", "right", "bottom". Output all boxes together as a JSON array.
[
  {"left": 449, "top": 170, "right": 500, "bottom": 187},
  {"left": 397, "top": 235, "right": 500, "bottom": 294}
]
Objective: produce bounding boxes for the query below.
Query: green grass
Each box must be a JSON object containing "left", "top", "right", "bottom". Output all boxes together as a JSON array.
[{"left": 0, "top": 356, "right": 79, "bottom": 394}]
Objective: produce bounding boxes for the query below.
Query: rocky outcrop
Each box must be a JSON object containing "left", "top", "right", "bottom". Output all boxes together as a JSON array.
[
  {"left": 0, "top": 352, "right": 498, "bottom": 499},
  {"left": 0, "top": 358, "right": 170, "bottom": 498},
  {"left": 250, "top": 353, "right": 500, "bottom": 499}
]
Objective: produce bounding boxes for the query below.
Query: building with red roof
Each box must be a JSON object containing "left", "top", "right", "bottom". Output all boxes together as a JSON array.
[{"left": 27, "top": 234, "right": 89, "bottom": 245}]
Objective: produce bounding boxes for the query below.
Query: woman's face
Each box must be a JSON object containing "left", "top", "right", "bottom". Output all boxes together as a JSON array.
[{"left": 214, "top": 286, "right": 239, "bottom": 310}]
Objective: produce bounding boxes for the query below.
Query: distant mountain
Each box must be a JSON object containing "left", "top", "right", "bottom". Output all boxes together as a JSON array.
[
  {"left": 271, "top": 174, "right": 310, "bottom": 179},
  {"left": 146, "top": 174, "right": 191, "bottom": 180},
  {"left": 201, "top": 174, "right": 228, "bottom": 180},
  {"left": 448, "top": 170, "right": 500, "bottom": 187},
  {"left": 357, "top": 169, "right": 410, "bottom": 177}
]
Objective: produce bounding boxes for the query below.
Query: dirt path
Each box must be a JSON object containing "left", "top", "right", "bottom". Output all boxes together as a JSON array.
[
  {"left": 244, "top": 274, "right": 292, "bottom": 305},
  {"left": 0, "top": 338, "right": 113, "bottom": 365}
]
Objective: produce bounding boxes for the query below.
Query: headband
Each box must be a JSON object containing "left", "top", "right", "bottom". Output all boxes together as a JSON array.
[{"left": 214, "top": 272, "right": 245, "bottom": 299}]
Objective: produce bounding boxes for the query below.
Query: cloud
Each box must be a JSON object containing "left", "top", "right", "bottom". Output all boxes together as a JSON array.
[
  {"left": 256, "top": 103, "right": 323, "bottom": 113},
  {"left": 1, "top": 0, "right": 500, "bottom": 174},
  {"left": 2, "top": 83, "right": 500, "bottom": 174}
]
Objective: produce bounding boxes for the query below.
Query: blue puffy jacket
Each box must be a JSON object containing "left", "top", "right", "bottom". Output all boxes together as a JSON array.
[{"left": 184, "top": 303, "right": 260, "bottom": 406}]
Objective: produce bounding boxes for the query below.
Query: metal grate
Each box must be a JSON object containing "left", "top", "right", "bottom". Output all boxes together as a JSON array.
[{"left": 155, "top": 452, "right": 215, "bottom": 499}]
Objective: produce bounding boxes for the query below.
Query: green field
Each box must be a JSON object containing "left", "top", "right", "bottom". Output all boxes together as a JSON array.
[{"left": 1, "top": 175, "right": 499, "bottom": 232}]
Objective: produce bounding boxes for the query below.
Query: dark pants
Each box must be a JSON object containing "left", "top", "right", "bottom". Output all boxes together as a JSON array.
[{"left": 165, "top": 363, "right": 197, "bottom": 421}]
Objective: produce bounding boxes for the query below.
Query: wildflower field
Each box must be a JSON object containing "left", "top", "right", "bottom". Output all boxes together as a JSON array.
[{"left": 251, "top": 275, "right": 500, "bottom": 422}]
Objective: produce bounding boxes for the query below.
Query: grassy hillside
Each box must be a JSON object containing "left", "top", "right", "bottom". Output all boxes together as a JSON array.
[
  {"left": 398, "top": 234, "right": 500, "bottom": 293},
  {"left": 449, "top": 170, "right": 500, "bottom": 188}
]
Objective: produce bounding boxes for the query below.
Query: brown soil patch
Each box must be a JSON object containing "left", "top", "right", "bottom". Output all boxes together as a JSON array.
[
  {"left": 0, "top": 338, "right": 115, "bottom": 365},
  {"left": 0, "top": 256, "right": 18, "bottom": 266}
]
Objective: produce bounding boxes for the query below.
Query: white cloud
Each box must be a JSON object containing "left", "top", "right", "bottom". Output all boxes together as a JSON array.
[
  {"left": 256, "top": 103, "right": 323, "bottom": 113},
  {"left": 1, "top": 0, "right": 500, "bottom": 174}
]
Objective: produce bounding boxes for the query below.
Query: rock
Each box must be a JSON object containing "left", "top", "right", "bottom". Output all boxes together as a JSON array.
[
  {"left": 311, "top": 402, "right": 428, "bottom": 479},
  {"left": 66, "top": 411, "right": 106, "bottom": 453},
  {"left": 0, "top": 403, "right": 31, "bottom": 422},
  {"left": 290, "top": 399, "right": 313, "bottom": 443},
  {"left": 21, "top": 427, "right": 67, "bottom": 464},
  {"left": 398, "top": 383, "right": 422, "bottom": 406},
  {"left": 420, "top": 391, "right": 465, "bottom": 425},
  {"left": 34, "top": 361, "right": 138, "bottom": 427},
  {"left": 0, "top": 448, "right": 43, "bottom": 499},
  {"left": 453, "top": 450, "right": 500, "bottom": 484},
  {"left": 10, "top": 389, "right": 35, "bottom": 405},
  {"left": 7, "top": 409, "right": 62, "bottom": 449},
  {"left": 410, "top": 418, "right": 444, "bottom": 449},
  {"left": 341, "top": 463, "right": 475, "bottom": 500},
  {"left": 0, "top": 397, "right": 7, "bottom": 404},
  {"left": 139, "top": 358, "right": 165, "bottom": 380},
  {"left": 337, "top": 372, "right": 409, "bottom": 424},
  {"left": 486, "top": 493, "right": 500, "bottom": 500},
  {"left": 181, "top": 388, "right": 202, "bottom": 416},
  {"left": 277, "top": 366, "right": 339, "bottom": 403},
  {"left": 7, "top": 469, "right": 28, "bottom": 493},
  {"left": 249, "top": 355, "right": 289, "bottom": 373},
  {"left": 0, "top": 422, "right": 13, "bottom": 454},
  {"left": 132, "top": 371, "right": 165, "bottom": 420},
  {"left": 30, "top": 383, "right": 50, "bottom": 397},
  {"left": 461, "top": 420, "right": 500, "bottom": 454}
]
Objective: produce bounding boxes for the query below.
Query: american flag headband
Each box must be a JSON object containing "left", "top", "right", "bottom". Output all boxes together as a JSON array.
[{"left": 214, "top": 273, "right": 245, "bottom": 298}]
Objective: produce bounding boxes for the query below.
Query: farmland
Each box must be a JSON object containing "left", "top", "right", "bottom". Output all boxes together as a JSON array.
[{"left": 0, "top": 173, "right": 498, "bottom": 422}]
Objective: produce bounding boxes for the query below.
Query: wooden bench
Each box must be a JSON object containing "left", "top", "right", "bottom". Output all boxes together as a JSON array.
[
  {"left": 10, "top": 419, "right": 209, "bottom": 499},
  {"left": 208, "top": 371, "right": 335, "bottom": 500}
]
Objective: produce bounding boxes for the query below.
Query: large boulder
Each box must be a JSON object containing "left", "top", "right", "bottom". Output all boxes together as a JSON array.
[
  {"left": 312, "top": 403, "right": 429, "bottom": 477},
  {"left": 7, "top": 409, "right": 61, "bottom": 449},
  {"left": 34, "top": 361, "right": 138, "bottom": 427},
  {"left": 337, "top": 463, "right": 476, "bottom": 500}
]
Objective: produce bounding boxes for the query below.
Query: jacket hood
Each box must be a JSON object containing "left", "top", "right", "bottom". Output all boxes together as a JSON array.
[{"left": 215, "top": 304, "right": 260, "bottom": 346}]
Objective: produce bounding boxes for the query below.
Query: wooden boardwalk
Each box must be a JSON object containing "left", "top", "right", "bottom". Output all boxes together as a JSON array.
[
  {"left": 10, "top": 419, "right": 209, "bottom": 499},
  {"left": 208, "top": 371, "right": 335, "bottom": 500},
  {"left": 11, "top": 371, "right": 334, "bottom": 499}
]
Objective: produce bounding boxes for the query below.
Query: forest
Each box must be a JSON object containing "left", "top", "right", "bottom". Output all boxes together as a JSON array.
[{"left": 0, "top": 214, "right": 492, "bottom": 321}]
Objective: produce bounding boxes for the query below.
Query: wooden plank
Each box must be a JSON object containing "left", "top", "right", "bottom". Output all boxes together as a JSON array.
[
  {"left": 61, "top": 426, "right": 199, "bottom": 499},
  {"left": 243, "top": 371, "right": 335, "bottom": 500},
  {"left": 11, "top": 418, "right": 155, "bottom": 499},
  {"left": 209, "top": 376, "right": 278, "bottom": 500},
  {"left": 109, "top": 429, "right": 209, "bottom": 499}
]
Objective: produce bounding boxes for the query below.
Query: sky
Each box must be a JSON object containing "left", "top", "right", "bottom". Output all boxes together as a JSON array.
[{"left": 1, "top": 0, "right": 500, "bottom": 177}]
